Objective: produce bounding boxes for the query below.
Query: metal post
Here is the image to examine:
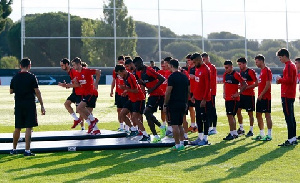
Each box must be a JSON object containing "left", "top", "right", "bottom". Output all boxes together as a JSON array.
[
  {"left": 158, "top": 0, "right": 161, "bottom": 63},
  {"left": 244, "top": 0, "right": 247, "bottom": 58},
  {"left": 201, "top": 0, "right": 204, "bottom": 52},
  {"left": 21, "top": 0, "right": 24, "bottom": 59},
  {"left": 114, "top": 0, "right": 117, "bottom": 65},
  {"left": 285, "top": 0, "right": 288, "bottom": 49},
  {"left": 68, "top": 0, "right": 71, "bottom": 60}
]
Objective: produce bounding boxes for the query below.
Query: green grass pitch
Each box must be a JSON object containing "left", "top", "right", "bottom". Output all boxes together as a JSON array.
[{"left": 0, "top": 84, "right": 299, "bottom": 182}]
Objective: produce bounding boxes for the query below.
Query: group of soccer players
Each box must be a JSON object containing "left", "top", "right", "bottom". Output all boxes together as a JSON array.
[{"left": 59, "top": 47, "right": 300, "bottom": 148}]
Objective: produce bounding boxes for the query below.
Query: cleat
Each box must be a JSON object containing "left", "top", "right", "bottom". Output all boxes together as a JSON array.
[
  {"left": 138, "top": 130, "right": 143, "bottom": 136},
  {"left": 252, "top": 135, "right": 263, "bottom": 140},
  {"left": 184, "top": 137, "right": 189, "bottom": 141},
  {"left": 208, "top": 129, "right": 217, "bottom": 135},
  {"left": 139, "top": 135, "right": 150, "bottom": 142},
  {"left": 88, "top": 118, "right": 98, "bottom": 133},
  {"left": 24, "top": 151, "right": 35, "bottom": 156},
  {"left": 151, "top": 136, "right": 161, "bottom": 143},
  {"left": 278, "top": 140, "right": 293, "bottom": 146},
  {"left": 170, "top": 145, "right": 185, "bottom": 151},
  {"left": 245, "top": 131, "right": 254, "bottom": 137},
  {"left": 81, "top": 127, "right": 85, "bottom": 131},
  {"left": 297, "top": 136, "right": 300, "bottom": 140},
  {"left": 160, "top": 126, "right": 166, "bottom": 139},
  {"left": 91, "top": 130, "right": 101, "bottom": 135},
  {"left": 166, "top": 130, "right": 173, "bottom": 137},
  {"left": 10, "top": 149, "right": 17, "bottom": 155},
  {"left": 71, "top": 119, "right": 82, "bottom": 129},
  {"left": 190, "top": 137, "right": 202, "bottom": 145},
  {"left": 292, "top": 141, "right": 298, "bottom": 145},
  {"left": 127, "top": 130, "right": 138, "bottom": 137},
  {"left": 223, "top": 133, "right": 234, "bottom": 140},
  {"left": 260, "top": 135, "right": 272, "bottom": 141},
  {"left": 197, "top": 139, "right": 210, "bottom": 146},
  {"left": 237, "top": 128, "right": 245, "bottom": 135}
]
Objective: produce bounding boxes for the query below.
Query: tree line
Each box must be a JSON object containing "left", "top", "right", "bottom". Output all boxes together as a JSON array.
[{"left": 1, "top": 0, "right": 300, "bottom": 68}]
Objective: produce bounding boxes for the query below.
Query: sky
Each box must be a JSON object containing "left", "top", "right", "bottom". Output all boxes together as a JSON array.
[{"left": 8, "top": 0, "right": 300, "bottom": 40}]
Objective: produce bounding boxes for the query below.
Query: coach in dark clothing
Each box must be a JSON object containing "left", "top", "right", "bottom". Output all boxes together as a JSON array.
[
  {"left": 9, "top": 58, "right": 45, "bottom": 156},
  {"left": 163, "top": 59, "right": 189, "bottom": 151}
]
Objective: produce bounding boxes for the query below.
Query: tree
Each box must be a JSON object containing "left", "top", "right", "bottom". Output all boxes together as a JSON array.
[
  {"left": 0, "top": 56, "right": 18, "bottom": 68},
  {"left": 0, "top": 0, "right": 12, "bottom": 33},
  {"left": 0, "top": 18, "right": 12, "bottom": 57},
  {"left": 164, "top": 41, "right": 201, "bottom": 60}
]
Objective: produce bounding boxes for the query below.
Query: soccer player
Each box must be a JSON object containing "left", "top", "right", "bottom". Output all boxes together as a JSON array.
[
  {"left": 236, "top": 57, "right": 258, "bottom": 137},
  {"left": 295, "top": 58, "right": 300, "bottom": 103},
  {"left": 164, "top": 59, "right": 189, "bottom": 151},
  {"left": 223, "top": 60, "right": 247, "bottom": 140},
  {"left": 110, "top": 56, "right": 129, "bottom": 132},
  {"left": 115, "top": 64, "right": 150, "bottom": 141},
  {"left": 253, "top": 54, "right": 273, "bottom": 141},
  {"left": 71, "top": 57, "right": 101, "bottom": 135},
  {"left": 10, "top": 58, "right": 46, "bottom": 156},
  {"left": 202, "top": 52, "right": 218, "bottom": 135},
  {"left": 276, "top": 48, "right": 298, "bottom": 146},
  {"left": 150, "top": 60, "right": 160, "bottom": 72},
  {"left": 186, "top": 54, "right": 197, "bottom": 133},
  {"left": 59, "top": 58, "right": 84, "bottom": 130},
  {"left": 190, "top": 53, "right": 212, "bottom": 146},
  {"left": 133, "top": 56, "right": 167, "bottom": 143}
]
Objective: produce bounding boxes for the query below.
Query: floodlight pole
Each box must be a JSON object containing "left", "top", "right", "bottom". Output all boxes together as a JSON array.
[
  {"left": 158, "top": 0, "right": 161, "bottom": 63},
  {"left": 114, "top": 0, "right": 117, "bottom": 65},
  {"left": 68, "top": 0, "right": 71, "bottom": 60},
  {"left": 244, "top": 0, "right": 247, "bottom": 59},
  {"left": 21, "top": 0, "right": 24, "bottom": 59},
  {"left": 201, "top": 0, "right": 204, "bottom": 52},
  {"left": 285, "top": 0, "right": 288, "bottom": 49}
]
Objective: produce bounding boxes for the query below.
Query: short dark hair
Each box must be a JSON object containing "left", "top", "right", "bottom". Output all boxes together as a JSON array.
[
  {"left": 190, "top": 52, "right": 201, "bottom": 60},
  {"left": 124, "top": 56, "right": 131, "bottom": 60},
  {"left": 20, "top": 57, "right": 31, "bottom": 68},
  {"left": 186, "top": 54, "right": 192, "bottom": 59},
  {"left": 71, "top": 57, "right": 82, "bottom": 64},
  {"left": 81, "top": 62, "right": 88, "bottom": 67},
  {"left": 201, "top": 52, "right": 208, "bottom": 58},
  {"left": 118, "top": 55, "right": 125, "bottom": 61},
  {"left": 150, "top": 60, "right": 154, "bottom": 64},
  {"left": 224, "top": 60, "right": 233, "bottom": 66},
  {"left": 276, "top": 48, "right": 289, "bottom": 58},
  {"left": 125, "top": 58, "right": 133, "bottom": 65},
  {"left": 295, "top": 57, "right": 300, "bottom": 62},
  {"left": 163, "top": 57, "right": 173, "bottom": 62},
  {"left": 133, "top": 56, "right": 143, "bottom": 63},
  {"left": 60, "top": 58, "right": 70, "bottom": 65},
  {"left": 169, "top": 59, "right": 179, "bottom": 69},
  {"left": 255, "top": 54, "right": 265, "bottom": 62},
  {"left": 237, "top": 57, "right": 247, "bottom": 63},
  {"left": 115, "top": 64, "right": 126, "bottom": 73}
]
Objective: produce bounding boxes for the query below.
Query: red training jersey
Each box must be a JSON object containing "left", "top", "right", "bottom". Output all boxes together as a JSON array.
[
  {"left": 240, "top": 68, "right": 257, "bottom": 96},
  {"left": 112, "top": 70, "right": 125, "bottom": 95},
  {"left": 278, "top": 60, "right": 297, "bottom": 98},
  {"left": 206, "top": 62, "right": 217, "bottom": 96},
  {"left": 188, "top": 66, "right": 196, "bottom": 94},
  {"left": 68, "top": 68, "right": 84, "bottom": 95},
  {"left": 258, "top": 66, "right": 272, "bottom": 100},
  {"left": 223, "top": 70, "right": 244, "bottom": 101},
  {"left": 123, "top": 72, "right": 145, "bottom": 102},
  {"left": 74, "top": 68, "right": 98, "bottom": 96},
  {"left": 193, "top": 64, "right": 211, "bottom": 101},
  {"left": 157, "top": 69, "right": 171, "bottom": 94}
]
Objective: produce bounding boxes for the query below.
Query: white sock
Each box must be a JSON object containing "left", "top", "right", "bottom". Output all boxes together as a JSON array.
[
  {"left": 268, "top": 129, "right": 272, "bottom": 137},
  {"left": 239, "top": 124, "right": 244, "bottom": 130},
  {"left": 88, "top": 114, "right": 95, "bottom": 121},
  {"left": 167, "top": 126, "right": 172, "bottom": 131},
  {"left": 142, "top": 131, "right": 148, "bottom": 136},
  {"left": 125, "top": 125, "right": 130, "bottom": 131},
  {"left": 191, "top": 123, "right": 196, "bottom": 127},
  {"left": 163, "top": 122, "right": 166, "bottom": 126},
  {"left": 93, "top": 125, "right": 99, "bottom": 131},
  {"left": 175, "top": 144, "right": 180, "bottom": 148},
  {"left": 160, "top": 125, "right": 165, "bottom": 129},
  {"left": 154, "top": 135, "right": 159, "bottom": 139},
  {"left": 292, "top": 136, "right": 297, "bottom": 141},
  {"left": 198, "top": 133, "right": 203, "bottom": 140},
  {"left": 130, "top": 126, "right": 137, "bottom": 131},
  {"left": 208, "top": 127, "right": 213, "bottom": 131},
  {"left": 213, "top": 127, "right": 217, "bottom": 131},
  {"left": 230, "top": 131, "right": 234, "bottom": 136},
  {"left": 71, "top": 113, "right": 79, "bottom": 120},
  {"left": 86, "top": 119, "right": 91, "bottom": 126},
  {"left": 203, "top": 135, "right": 208, "bottom": 141},
  {"left": 288, "top": 138, "right": 293, "bottom": 143},
  {"left": 119, "top": 123, "right": 124, "bottom": 129},
  {"left": 184, "top": 133, "right": 188, "bottom": 138},
  {"left": 250, "top": 126, "right": 253, "bottom": 132},
  {"left": 25, "top": 150, "right": 31, "bottom": 153},
  {"left": 180, "top": 141, "right": 184, "bottom": 146},
  {"left": 260, "top": 130, "right": 265, "bottom": 136}
]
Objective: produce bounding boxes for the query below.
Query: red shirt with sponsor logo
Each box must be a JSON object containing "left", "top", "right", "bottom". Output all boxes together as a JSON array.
[
  {"left": 68, "top": 68, "right": 84, "bottom": 95},
  {"left": 278, "top": 60, "right": 297, "bottom": 98},
  {"left": 258, "top": 66, "right": 272, "bottom": 100},
  {"left": 112, "top": 70, "right": 125, "bottom": 95},
  {"left": 74, "top": 68, "right": 98, "bottom": 96},
  {"left": 157, "top": 69, "right": 171, "bottom": 94},
  {"left": 193, "top": 64, "right": 211, "bottom": 101},
  {"left": 206, "top": 62, "right": 217, "bottom": 96},
  {"left": 124, "top": 72, "right": 145, "bottom": 102},
  {"left": 137, "top": 66, "right": 165, "bottom": 96},
  {"left": 223, "top": 70, "right": 244, "bottom": 101},
  {"left": 188, "top": 66, "right": 196, "bottom": 94},
  {"left": 240, "top": 68, "right": 257, "bottom": 96}
]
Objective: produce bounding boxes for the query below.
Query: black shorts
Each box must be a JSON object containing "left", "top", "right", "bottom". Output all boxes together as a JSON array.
[
  {"left": 115, "top": 93, "right": 128, "bottom": 108},
  {"left": 225, "top": 100, "right": 239, "bottom": 116},
  {"left": 123, "top": 100, "right": 145, "bottom": 114},
  {"left": 256, "top": 99, "right": 271, "bottom": 113},
  {"left": 167, "top": 103, "right": 186, "bottom": 125},
  {"left": 146, "top": 95, "right": 164, "bottom": 112},
  {"left": 67, "top": 92, "right": 82, "bottom": 106},
  {"left": 15, "top": 101, "right": 38, "bottom": 128},
  {"left": 82, "top": 95, "right": 98, "bottom": 108},
  {"left": 239, "top": 94, "right": 255, "bottom": 112}
]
